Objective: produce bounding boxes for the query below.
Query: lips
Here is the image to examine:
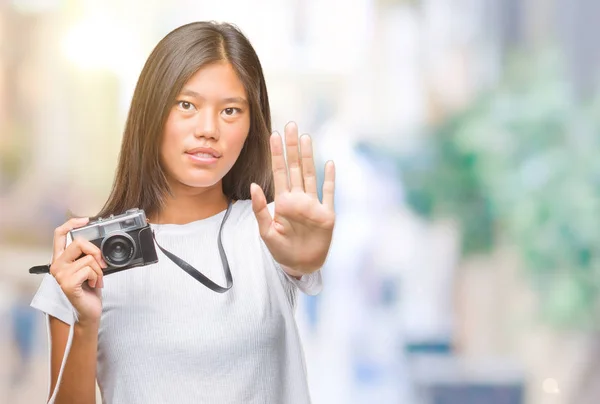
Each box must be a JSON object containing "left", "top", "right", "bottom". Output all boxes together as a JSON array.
[{"left": 185, "top": 147, "right": 221, "bottom": 158}]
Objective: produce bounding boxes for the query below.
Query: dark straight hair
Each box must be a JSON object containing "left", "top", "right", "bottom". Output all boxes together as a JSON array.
[{"left": 96, "top": 21, "right": 274, "bottom": 219}]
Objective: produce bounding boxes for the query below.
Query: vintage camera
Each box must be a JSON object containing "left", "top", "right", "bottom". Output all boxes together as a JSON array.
[{"left": 70, "top": 209, "right": 158, "bottom": 275}]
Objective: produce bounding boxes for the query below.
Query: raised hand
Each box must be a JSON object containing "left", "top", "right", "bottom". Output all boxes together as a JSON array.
[{"left": 250, "top": 121, "right": 335, "bottom": 276}]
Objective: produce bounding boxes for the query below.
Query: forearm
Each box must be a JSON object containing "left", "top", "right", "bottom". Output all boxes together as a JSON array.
[{"left": 54, "top": 321, "right": 99, "bottom": 404}]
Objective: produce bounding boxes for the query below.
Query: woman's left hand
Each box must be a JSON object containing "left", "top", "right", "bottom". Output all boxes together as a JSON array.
[{"left": 251, "top": 121, "right": 336, "bottom": 277}]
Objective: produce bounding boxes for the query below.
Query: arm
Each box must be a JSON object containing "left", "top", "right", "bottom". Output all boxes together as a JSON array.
[
  {"left": 42, "top": 217, "right": 106, "bottom": 404},
  {"left": 49, "top": 316, "right": 98, "bottom": 404}
]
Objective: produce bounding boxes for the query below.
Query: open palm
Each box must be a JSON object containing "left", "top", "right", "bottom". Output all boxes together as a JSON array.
[{"left": 251, "top": 122, "right": 336, "bottom": 276}]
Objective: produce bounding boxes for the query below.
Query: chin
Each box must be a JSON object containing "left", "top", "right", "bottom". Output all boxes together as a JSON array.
[{"left": 175, "top": 173, "right": 225, "bottom": 190}]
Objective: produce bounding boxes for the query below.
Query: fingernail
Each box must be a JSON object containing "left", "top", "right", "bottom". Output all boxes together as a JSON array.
[
  {"left": 98, "top": 278, "right": 104, "bottom": 288},
  {"left": 101, "top": 259, "right": 108, "bottom": 268}
]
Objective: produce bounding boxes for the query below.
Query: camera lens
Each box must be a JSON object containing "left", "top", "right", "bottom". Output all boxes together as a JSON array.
[{"left": 101, "top": 234, "right": 135, "bottom": 267}]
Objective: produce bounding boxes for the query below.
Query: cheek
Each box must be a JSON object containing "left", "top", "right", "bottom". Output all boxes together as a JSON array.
[
  {"left": 224, "top": 120, "right": 251, "bottom": 155},
  {"left": 163, "top": 117, "right": 189, "bottom": 144},
  {"left": 160, "top": 119, "right": 187, "bottom": 174}
]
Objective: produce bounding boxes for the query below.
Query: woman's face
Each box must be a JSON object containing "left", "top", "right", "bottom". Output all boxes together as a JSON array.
[{"left": 161, "top": 61, "right": 251, "bottom": 194}]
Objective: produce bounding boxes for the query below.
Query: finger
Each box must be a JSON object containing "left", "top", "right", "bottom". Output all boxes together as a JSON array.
[
  {"left": 60, "top": 238, "right": 106, "bottom": 268},
  {"left": 250, "top": 183, "right": 273, "bottom": 238},
  {"left": 53, "top": 254, "right": 105, "bottom": 288},
  {"left": 72, "top": 266, "right": 99, "bottom": 289},
  {"left": 73, "top": 255, "right": 104, "bottom": 288},
  {"left": 63, "top": 254, "right": 103, "bottom": 277},
  {"left": 52, "top": 217, "right": 90, "bottom": 262},
  {"left": 284, "top": 122, "right": 303, "bottom": 191},
  {"left": 270, "top": 132, "right": 289, "bottom": 197},
  {"left": 322, "top": 160, "right": 336, "bottom": 210},
  {"left": 300, "top": 134, "right": 318, "bottom": 199}
]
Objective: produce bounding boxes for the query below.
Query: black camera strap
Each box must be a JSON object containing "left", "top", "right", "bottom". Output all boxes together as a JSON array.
[{"left": 151, "top": 200, "right": 233, "bottom": 293}]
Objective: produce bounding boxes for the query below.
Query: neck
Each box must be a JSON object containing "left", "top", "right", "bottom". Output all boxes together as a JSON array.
[{"left": 150, "top": 182, "right": 229, "bottom": 225}]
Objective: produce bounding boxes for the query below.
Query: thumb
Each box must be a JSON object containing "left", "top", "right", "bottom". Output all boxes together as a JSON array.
[{"left": 250, "top": 183, "right": 272, "bottom": 238}]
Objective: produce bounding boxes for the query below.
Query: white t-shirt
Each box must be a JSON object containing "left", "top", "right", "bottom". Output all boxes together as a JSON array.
[{"left": 30, "top": 200, "right": 322, "bottom": 404}]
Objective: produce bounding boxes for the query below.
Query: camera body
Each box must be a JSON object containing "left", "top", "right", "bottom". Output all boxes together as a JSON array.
[{"left": 69, "top": 209, "right": 158, "bottom": 275}]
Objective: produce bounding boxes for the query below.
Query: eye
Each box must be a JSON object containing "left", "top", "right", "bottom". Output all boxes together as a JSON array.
[
  {"left": 222, "top": 107, "right": 241, "bottom": 117},
  {"left": 176, "top": 101, "right": 196, "bottom": 111}
]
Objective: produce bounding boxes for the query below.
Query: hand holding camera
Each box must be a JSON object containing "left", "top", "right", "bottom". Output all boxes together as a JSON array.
[
  {"left": 50, "top": 217, "right": 107, "bottom": 324},
  {"left": 48, "top": 208, "right": 160, "bottom": 323}
]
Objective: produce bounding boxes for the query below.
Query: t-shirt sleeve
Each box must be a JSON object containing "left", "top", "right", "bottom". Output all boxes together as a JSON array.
[
  {"left": 266, "top": 201, "right": 323, "bottom": 297},
  {"left": 278, "top": 264, "right": 323, "bottom": 296},
  {"left": 30, "top": 273, "right": 76, "bottom": 326}
]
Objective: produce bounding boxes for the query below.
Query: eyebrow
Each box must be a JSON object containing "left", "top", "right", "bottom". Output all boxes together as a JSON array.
[{"left": 180, "top": 88, "right": 248, "bottom": 105}]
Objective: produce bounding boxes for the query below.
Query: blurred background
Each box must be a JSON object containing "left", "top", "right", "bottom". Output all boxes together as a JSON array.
[{"left": 1, "top": 0, "right": 599, "bottom": 403}]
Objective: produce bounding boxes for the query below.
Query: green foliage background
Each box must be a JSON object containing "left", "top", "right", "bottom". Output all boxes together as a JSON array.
[{"left": 398, "top": 52, "right": 600, "bottom": 329}]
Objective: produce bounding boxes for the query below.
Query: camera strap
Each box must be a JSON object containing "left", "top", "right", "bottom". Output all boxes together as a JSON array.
[{"left": 150, "top": 200, "right": 233, "bottom": 293}]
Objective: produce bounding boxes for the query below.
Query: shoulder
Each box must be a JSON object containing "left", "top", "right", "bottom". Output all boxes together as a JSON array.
[{"left": 232, "top": 199, "right": 253, "bottom": 217}]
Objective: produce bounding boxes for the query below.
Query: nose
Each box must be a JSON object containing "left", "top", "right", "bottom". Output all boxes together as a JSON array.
[{"left": 194, "top": 109, "right": 219, "bottom": 140}]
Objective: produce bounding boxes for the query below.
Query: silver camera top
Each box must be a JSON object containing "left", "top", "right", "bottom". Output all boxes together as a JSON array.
[{"left": 70, "top": 208, "right": 148, "bottom": 241}]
